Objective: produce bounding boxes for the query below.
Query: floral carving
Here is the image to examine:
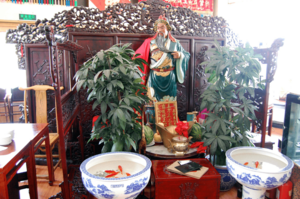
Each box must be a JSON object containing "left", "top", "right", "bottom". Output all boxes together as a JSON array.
[{"left": 179, "top": 182, "right": 198, "bottom": 199}]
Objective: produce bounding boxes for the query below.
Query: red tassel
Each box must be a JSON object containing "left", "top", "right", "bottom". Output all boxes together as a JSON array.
[{"left": 21, "top": 43, "right": 24, "bottom": 58}]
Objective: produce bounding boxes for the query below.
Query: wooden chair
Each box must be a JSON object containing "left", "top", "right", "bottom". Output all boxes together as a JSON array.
[{"left": 19, "top": 85, "right": 64, "bottom": 182}]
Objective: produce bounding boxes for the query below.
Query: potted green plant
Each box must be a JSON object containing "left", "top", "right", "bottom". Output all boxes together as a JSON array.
[
  {"left": 75, "top": 43, "right": 150, "bottom": 153},
  {"left": 200, "top": 40, "right": 264, "bottom": 191}
]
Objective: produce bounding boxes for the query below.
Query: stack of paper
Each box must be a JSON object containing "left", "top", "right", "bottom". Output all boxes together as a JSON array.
[{"left": 166, "top": 160, "right": 209, "bottom": 179}]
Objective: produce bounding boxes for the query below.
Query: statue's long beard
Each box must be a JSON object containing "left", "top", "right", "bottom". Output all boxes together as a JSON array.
[{"left": 156, "top": 33, "right": 173, "bottom": 53}]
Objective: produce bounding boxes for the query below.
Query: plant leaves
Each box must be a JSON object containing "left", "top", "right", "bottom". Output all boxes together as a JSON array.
[
  {"left": 210, "top": 139, "right": 218, "bottom": 155},
  {"left": 116, "top": 108, "right": 126, "bottom": 122},
  {"left": 101, "top": 101, "right": 107, "bottom": 115},
  {"left": 217, "top": 137, "right": 226, "bottom": 152},
  {"left": 127, "top": 136, "right": 136, "bottom": 151}
]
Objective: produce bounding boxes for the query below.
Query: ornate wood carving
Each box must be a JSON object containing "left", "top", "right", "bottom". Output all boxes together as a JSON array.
[
  {"left": 194, "top": 45, "right": 210, "bottom": 112},
  {"left": 62, "top": 93, "right": 79, "bottom": 128},
  {"left": 16, "top": 43, "right": 26, "bottom": 70},
  {"left": 46, "top": 90, "right": 57, "bottom": 133},
  {"left": 32, "top": 59, "right": 50, "bottom": 85},
  {"left": 6, "top": 0, "right": 239, "bottom": 69},
  {"left": 177, "top": 83, "right": 187, "bottom": 121},
  {"left": 179, "top": 182, "right": 199, "bottom": 199}
]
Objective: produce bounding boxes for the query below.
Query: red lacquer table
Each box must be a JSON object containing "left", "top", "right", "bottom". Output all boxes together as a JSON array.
[
  {"left": 151, "top": 158, "right": 221, "bottom": 199},
  {"left": 0, "top": 123, "right": 54, "bottom": 199}
]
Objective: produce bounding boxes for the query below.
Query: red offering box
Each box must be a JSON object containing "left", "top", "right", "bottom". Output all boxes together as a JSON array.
[{"left": 151, "top": 158, "right": 221, "bottom": 199}]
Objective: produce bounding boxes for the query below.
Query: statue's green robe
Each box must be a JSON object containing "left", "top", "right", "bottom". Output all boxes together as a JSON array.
[{"left": 135, "top": 36, "right": 190, "bottom": 101}]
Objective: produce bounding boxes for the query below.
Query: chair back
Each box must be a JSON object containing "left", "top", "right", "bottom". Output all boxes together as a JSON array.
[
  {"left": 19, "top": 85, "right": 64, "bottom": 123},
  {"left": 11, "top": 87, "right": 24, "bottom": 103}
]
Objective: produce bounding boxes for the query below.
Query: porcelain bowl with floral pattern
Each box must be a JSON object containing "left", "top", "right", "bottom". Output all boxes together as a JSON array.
[
  {"left": 80, "top": 152, "right": 151, "bottom": 199},
  {"left": 226, "top": 147, "right": 294, "bottom": 199}
]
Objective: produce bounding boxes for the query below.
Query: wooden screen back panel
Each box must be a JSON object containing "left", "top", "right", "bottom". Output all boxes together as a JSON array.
[
  {"left": 25, "top": 44, "right": 70, "bottom": 132},
  {"left": 176, "top": 38, "right": 191, "bottom": 121}
]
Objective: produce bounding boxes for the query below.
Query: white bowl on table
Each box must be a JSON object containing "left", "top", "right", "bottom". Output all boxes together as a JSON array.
[
  {"left": 0, "top": 133, "right": 12, "bottom": 146},
  {"left": 80, "top": 152, "right": 152, "bottom": 199},
  {"left": 226, "top": 146, "right": 294, "bottom": 199}
]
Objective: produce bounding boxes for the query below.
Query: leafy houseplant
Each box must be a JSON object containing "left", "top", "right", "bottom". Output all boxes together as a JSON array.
[
  {"left": 75, "top": 43, "right": 150, "bottom": 153},
  {"left": 200, "top": 40, "right": 264, "bottom": 165}
]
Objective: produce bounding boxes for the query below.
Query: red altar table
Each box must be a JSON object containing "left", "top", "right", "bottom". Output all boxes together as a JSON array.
[
  {"left": 0, "top": 123, "right": 53, "bottom": 199},
  {"left": 151, "top": 158, "right": 221, "bottom": 199}
]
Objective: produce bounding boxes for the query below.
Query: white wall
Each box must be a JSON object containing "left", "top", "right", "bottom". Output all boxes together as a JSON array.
[
  {"left": 0, "top": 2, "right": 72, "bottom": 20},
  {"left": 217, "top": 0, "right": 300, "bottom": 98},
  {"left": 0, "top": 2, "right": 73, "bottom": 89}
]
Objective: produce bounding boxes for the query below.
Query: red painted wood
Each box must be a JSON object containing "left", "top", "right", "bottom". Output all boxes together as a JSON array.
[
  {"left": 151, "top": 158, "right": 221, "bottom": 199},
  {"left": 0, "top": 123, "right": 52, "bottom": 199}
]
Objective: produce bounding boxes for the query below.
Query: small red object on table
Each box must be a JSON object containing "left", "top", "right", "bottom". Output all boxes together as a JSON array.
[{"left": 151, "top": 158, "right": 221, "bottom": 199}]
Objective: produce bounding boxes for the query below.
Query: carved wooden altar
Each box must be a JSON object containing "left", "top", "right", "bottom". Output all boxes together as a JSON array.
[{"left": 6, "top": 0, "right": 240, "bottom": 140}]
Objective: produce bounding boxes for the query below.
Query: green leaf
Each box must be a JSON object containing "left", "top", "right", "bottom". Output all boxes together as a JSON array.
[
  {"left": 124, "top": 98, "right": 130, "bottom": 106},
  {"left": 200, "top": 101, "right": 207, "bottom": 111},
  {"left": 204, "top": 133, "right": 215, "bottom": 138},
  {"left": 101, "top": 101, "right": 107, "bottom": 115},
  {"left": 97, "top": 50, "right": 104, "bottom": 60},
  {"left": 120, "top": 65, "right": 126, "bottom": 74},
  {"left": 207, "top": 70, "right": 216, "bottom": 82},
  {"left": 116, "top": 80, "right": 124, "bottom": 90},
  {"left": 92, "top": 100, "right": 99, "bottom": 110},
  {"left": 127, "top": 96, "right": 141, "bottom": 103},
  {"left": 122, "top": 43, "right": 132, "bottom": 49},
  {"left": 94, "top": 71, "right": 102, "bottom": 83},
  {"left": 203, "top": 137, "right": 216, "bottom": 146},
  {"left": 116, "top": 108, "right": 126, "bottom": 122},
  {"left": 217, "top": 137, "right": 226, "bottom": 152},
  {"left": 133, "top": 78, "right": 143, "bottom": 84},
  {"left": 210, "top": 139, "right": 218, "bottom": 155},
  {"left": 107, "top": 83, "right": 113, "bottom": 92},
  {"left": 76, "top": 80, "right": 85, "bottom": 91},
  {"left": 103, "top": 70, "right": 110, "bottom": 78},
  {"left": 220, "top": 120, "right": 226, "bottom": 133},
  {"left": 212, "top": 120, "right": 220, "bottom": 135},
  {"left": 115, "top": 55, "right": 123, "bottom": 64},
  {"left": 119, "top": 120, "right": 126, "bottom": 130},
  {"left": 120, "top": 105, "right": 134, "bottom": 112},
  {"left": 127, "top": 136, "right": 137, "bottom": 151},
  {"left": 218, "top": 135, "right": 231, "bottom": 141}
]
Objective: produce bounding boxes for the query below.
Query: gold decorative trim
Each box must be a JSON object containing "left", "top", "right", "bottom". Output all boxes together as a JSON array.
[{"left": 0, "top": 19, "right": 35, "bottom": 32}]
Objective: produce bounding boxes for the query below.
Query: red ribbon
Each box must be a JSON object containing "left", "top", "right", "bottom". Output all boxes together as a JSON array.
[
  {"left": 20, "top": 43, "right": 24, "bottom": 58},
  {"left": 175, "top": 121, "right": 189, "bottom": 138},
  {"left": 66, "top": 25, "right": 74, "bottom": 27},
  {"left": 190, "top": 141, "right": 207, "bottom": 154}
]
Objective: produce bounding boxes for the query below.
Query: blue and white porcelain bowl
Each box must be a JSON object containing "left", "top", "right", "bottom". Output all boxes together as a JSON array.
[
  {"left": 226, "top": 147, "right": 294, "bottom": 199},
  {"left": 80, "top": 152, "right": 152, "bottom": 199}
]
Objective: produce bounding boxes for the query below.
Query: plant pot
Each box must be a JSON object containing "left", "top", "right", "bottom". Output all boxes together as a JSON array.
[
  {"left": 80, "top": 152, "right": 151, "bottom": 199},
  {"left": 214, "top": 164, "right": 237, "bottom": 192}
]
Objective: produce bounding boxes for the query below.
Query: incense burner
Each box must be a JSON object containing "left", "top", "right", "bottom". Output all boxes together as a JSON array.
[{"left": 167, "top": 135, "right": 192, "bottom": 156}]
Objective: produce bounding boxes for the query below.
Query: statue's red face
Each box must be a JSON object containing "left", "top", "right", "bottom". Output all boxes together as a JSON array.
[{"left": 157, "top": 23, "right": 168, "bottom": 37}]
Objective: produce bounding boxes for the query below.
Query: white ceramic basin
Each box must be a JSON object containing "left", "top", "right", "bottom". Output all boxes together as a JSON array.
[
  {"left": 80, "top": 152, "right": 151, "bottom": 199},
  {"left": 226, "top": 147, "right": 294, "bottom": 199}
]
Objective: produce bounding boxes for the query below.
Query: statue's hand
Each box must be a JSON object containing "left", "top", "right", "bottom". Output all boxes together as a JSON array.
[{"left": 171, "top": 51, "right": 181, "bottom": 59}]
